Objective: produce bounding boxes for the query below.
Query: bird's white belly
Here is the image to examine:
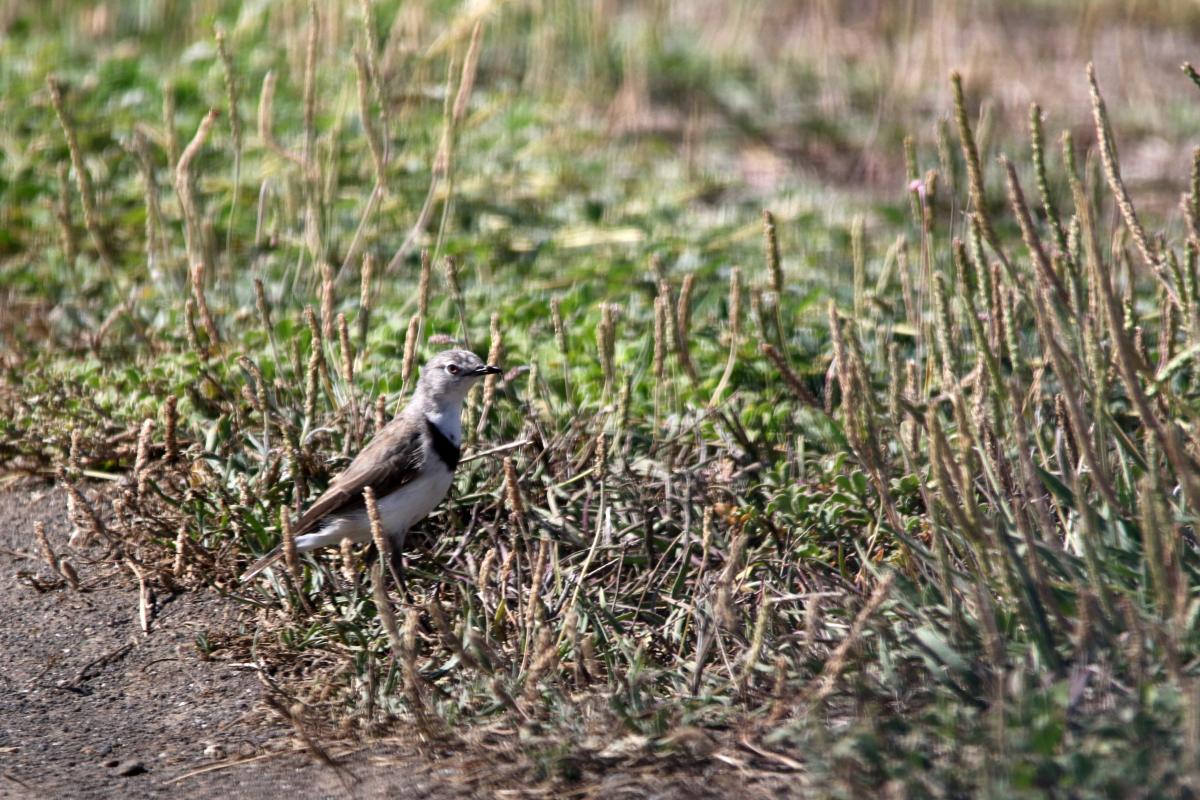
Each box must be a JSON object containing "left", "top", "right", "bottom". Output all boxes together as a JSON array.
[
  {"left": 375, "top": 463, "right": 455, "bottom": 539},
  {"left": 296, "top": 462, "right": 455, "bottom": 551}
]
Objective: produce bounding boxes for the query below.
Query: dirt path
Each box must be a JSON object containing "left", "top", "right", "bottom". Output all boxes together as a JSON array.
[{"left": 0, "top": 484, "right": 459, "bottom": 799}]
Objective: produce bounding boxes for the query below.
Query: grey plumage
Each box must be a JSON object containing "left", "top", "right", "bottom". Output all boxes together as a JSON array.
[{"left": 240, "top": 349, "right": 500, "bottom": 582}]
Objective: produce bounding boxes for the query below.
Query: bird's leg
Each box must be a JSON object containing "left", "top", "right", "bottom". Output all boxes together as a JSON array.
[
  {"left": 388, "top": 547, "right": 409, "bottom": 600},
  {"left": 364, "top": 540, "right": 409, "bottom": 599}
]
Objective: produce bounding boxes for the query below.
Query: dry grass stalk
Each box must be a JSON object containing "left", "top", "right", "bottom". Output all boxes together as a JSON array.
[
  {"left": 522, "top": 626, "right": 557, "bottom": 703},
  {"left": 281, "top": 507, "right": 300, "bottom": 585},
  {"left": 303, "top": 306, "right": 323, "bottom": 430},
  {"left": 491, "top": 675, "right": 523, "bottom": 717},
  {"left": 851, "top": 215, "right": 866, "bottom": 321},
  {"left": 253, "top": 277, "right": 279, "bottom": 356},
  {"left": 714, "top": 521, "right": 748, "bottom": 630},
  {"left": 503, "top": 457, "right": 525, "bottom": 518},
  {"left": 285, "top": 439, "right": 307, "bottom": 511},
  {"left": 402, "top": 607, "right": 431, "bottom": 725},
  {"left": 134, "top": 419, "right": 154, "bottom": 499},
  {"left": 561, "top": 607, "right": 584, "bottom": 686},
  {"left": 1087, "top": 64, "right": 1181, "bottom": 310},
  {"left": 374, "top": 394, "right": 387, "bottom": 433},
  {"left": 383, "top": 55, "right": 455, "bottom": 272},
  {"left": 760, "top": 343, "right": 820, "bottom": 407},
  {"left": 903, "top": 134, "right": 922, "bottom": 227},
  {"left": 401, "top": 314, "right": 420, "bottom": 389},
  {"left": 479, "top": 312, "right": 502, "bottom": 431},
  {"left": 251, "top": 69, "right": 275, "bottom": 157},
  {"left": 338, "top": 311, "right": 359, "bottom": 450},
  {"left": 1029, "top": 103, "right": 1068, "bottom": 255},
  {"left": 52, "top": 161, "right": 78, "bottom": 266},
  {"left": 763, "top": 210, "right": 783, "bottom": 297},
  {"left": 739, "top": 589, "right": 771, "bottom": 696},
  {"left": 1187, "top": 148, "right": 1200, "bottom": 243},
  {"left": 477, "top": 547, "right": 498, "bottom": 599},
  {"left": 950, "top": 72, "right": 1008, "bottom": 271},
  {"left": 188, "top": 268, "right": 220, "bottom": 354},
  {"left": 453, "top": 22, "right": 484, "bottom": 124},
  {"left": 936, "top": 116, "right": 959, "bottom": 195},
  {"left": 362, "top": 486, "right": 391, "bottom": 566},
  {"left": 257, "top": 71, "right": 303, "bottom": 166},
  {"left": 580, "top": 634, "right": 603, "bottom": 684},
  {"left": 711, "top": 267, "right": 742, "bottom": 406},
  {"left": 46, "top": 76, "right": 115, "bottom": 270},
  {"left": 129, "top": 131, "right": 165, "bottom": 280},
  {"left": 418, "top": 249, "right": 432, "bottom": 323},
  {"left": 597, "top": 304, "right": 616, "bottom": 391},
  {"left": 163, "top": 81, "right": 179, "bottom": 168},
  {"left": 497, "top": 548, "right": 517, "bottom": 604},
  {"left": 676, "top": 272, "right": 698, "bottom": 379},
  {"left": 651, "top": 255, "right": 678, "bottom": 353},
  {"left": 562, "top": 432, "right": 608, "bottom": 624},
  {"left": 337, "top": 312, "right": 354, "bottom": 385},
  {"left": 442, "top": 256, "right": 471, "bottom": 344},
  {"left": 34, "top": 522, "right": 58, "bottom": 577},
  {"left": 125, "top": 558, "right": 152, "bottom": 635},
  {"left": 358, "top": 253, "right": 374, "bottom": 348},
  {"left": 653, "top": 295, "right": 667, "bottom": 381},
  {"left": 302, "top": 0, "right": 319, "bottom": 165},
  {"left": 55, "top": 558, "right": 79, "bottom": 590},
  {"left": 524, "top": 538, "right": 550, "bottom": 638},
  {"left": 427, "top": 598, "right": 481, "bottom": 670},
  {"left": 1067, "top": 164, "right": 1200, "bottom": 513},
  {"left": 339, "top": 538, "right": 357, "bottom": 585},
  {"left": 173, "top": 525, "right": 188, "bottom": 578},
  {"left": 1000, "top": 156, "right": 1070, "bottom": 307},
  {"left": 354, "top": 48, "right": 385, "bottom": 181},
  {"left": 550, "top": 298, "right": 567, "bottom": 355},
  {"left": 59, "top": 467, "right": 106, "bottom": 547},
  {"left": 320, "top": 262, "right": 336, "bottom": 343},
  {"left": 931, "top": 273, "right": 958, "bottom": 389},
  {"left": 358, "top": 0, "right": 380, "bottom": 88},
  {"left": 214, "top": 26, "right": 242, "bottom": 155},
  {"left": 181, "top": 298, "right": 200, "bottom": 355},
  {"left": 808, "top": 572, "right": 896, "bottom": 705},
  {"left": 829, "top": 304, "right": 906, "bottom": 538},
  {"left": 341, "top": 48, "right": 388, "bottom": 275},
  {"left": 260, "top": 694, "right": 345, "bottom": 782},
  {"left": 175, "top": 108, "right": 219, "bottom": 274},
  {"left": 362, "top": 491, "right": 404, "bottom": 665}
]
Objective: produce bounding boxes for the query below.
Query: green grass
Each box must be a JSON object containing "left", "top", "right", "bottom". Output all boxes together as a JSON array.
[{"left": 6, "top": 1, "right": 1200, "bottom": 796}]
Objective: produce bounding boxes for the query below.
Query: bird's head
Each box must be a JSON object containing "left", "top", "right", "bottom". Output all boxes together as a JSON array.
[{"left": 415, "top": 349, "right": 501, "bottom": 405}]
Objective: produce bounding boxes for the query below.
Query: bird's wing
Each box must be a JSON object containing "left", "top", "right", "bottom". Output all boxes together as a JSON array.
[{"left": 293, "top": 419, "right": 428, "bottom": 535}]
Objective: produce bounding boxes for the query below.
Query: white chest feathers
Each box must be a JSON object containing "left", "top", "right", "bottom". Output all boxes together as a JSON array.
[
  {"left": 374, "top": 458, "right": 455, "bottom": 537},
  {"left": 424, "top": 407, "right": 463, "bottom": 447}
]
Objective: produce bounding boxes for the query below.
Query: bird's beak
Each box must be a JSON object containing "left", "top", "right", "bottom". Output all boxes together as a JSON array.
[{"left": 474, "top": 364, "right": 502, "bottom": 376}]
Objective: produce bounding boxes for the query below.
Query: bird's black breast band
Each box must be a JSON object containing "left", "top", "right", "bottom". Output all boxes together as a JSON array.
[{"left": 426, "top": 419, "right": 461, "bottom": 470}]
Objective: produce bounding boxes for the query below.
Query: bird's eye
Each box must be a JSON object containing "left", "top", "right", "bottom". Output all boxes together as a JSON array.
[{"left": 445, "top": 364, "right": 460, "bottom": 375}]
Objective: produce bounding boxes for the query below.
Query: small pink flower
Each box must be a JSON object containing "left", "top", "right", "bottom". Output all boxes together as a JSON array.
[{"left": 908, "top": 178, "right": 926, "bottom": 201}]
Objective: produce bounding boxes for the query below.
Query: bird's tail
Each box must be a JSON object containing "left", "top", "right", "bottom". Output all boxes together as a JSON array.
[{"left": 240, "top": 546, "right": 285, "bottom": 582}]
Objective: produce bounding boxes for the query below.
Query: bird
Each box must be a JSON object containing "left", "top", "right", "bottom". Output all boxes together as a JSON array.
[{"left": 240, "top": 348, "right": 501, "bottom": 582}]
